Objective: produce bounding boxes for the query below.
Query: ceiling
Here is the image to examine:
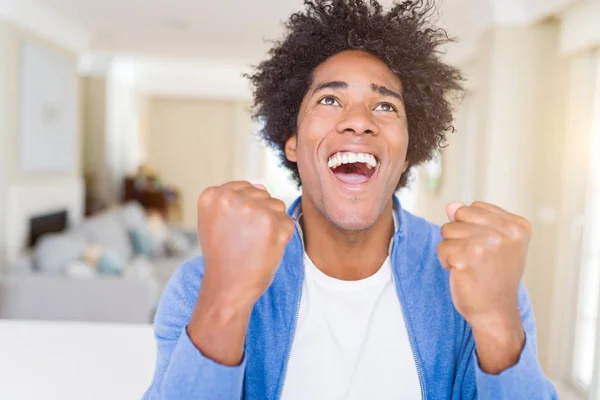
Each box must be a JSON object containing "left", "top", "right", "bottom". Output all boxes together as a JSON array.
[
  {"left": 28, "top": 0, "right": 497, "bottom": 62},
  {"left": 0, "top": 0, "right": 581, "bottom": 69},
  {"left": 39, "top": 0, "right": 317, "bottom": 61},
  {"left": 0, "top": 0, "right": 581, "bottom": 100}
]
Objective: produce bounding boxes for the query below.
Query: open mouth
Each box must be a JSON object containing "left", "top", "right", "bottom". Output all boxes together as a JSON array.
[{"left": 327, "top": 151, "right": 378, "bottom": 185}]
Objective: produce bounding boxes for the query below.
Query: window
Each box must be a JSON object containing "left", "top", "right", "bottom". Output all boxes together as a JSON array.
[
  {"left": 397, "top": 174, "right": 419, "bottom": 214},
  {"left": 571, "top": 51, "right": 600, "bottom": 391},
  {"left": 261, "top": 145, "right": 301, "bottom": 206}
]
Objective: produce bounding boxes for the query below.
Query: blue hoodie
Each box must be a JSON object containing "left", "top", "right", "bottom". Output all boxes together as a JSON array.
[{"left": 144, "top": 196, "right": 558, "bottom": 399}]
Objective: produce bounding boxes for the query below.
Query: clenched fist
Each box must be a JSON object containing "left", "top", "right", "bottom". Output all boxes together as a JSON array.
[
  {"left": 197, "top": 181, "right": 296, "bottom": 304},
  {"left": 437, "top": 201, "right": 531, "bottom": 373},
  {"left": 188, "top": 181, "right": 295, "bottom": 365}
]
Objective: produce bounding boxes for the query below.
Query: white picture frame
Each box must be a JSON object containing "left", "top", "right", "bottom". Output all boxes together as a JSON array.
[{"left": 18, "top": 42, "right": 77, "bottom": 174}]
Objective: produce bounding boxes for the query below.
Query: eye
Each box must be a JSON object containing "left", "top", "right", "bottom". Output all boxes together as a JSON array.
[
  {"left": 319, "top": 96, "right": 340, "bottom": 107},
  {"left": 374, "top": 103, "right": 397, "bottom": 112}
]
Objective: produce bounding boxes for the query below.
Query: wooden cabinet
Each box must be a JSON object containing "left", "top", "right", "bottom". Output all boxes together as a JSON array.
[{"left": 122, "top": 177, "right": 182, "bottom": 223}]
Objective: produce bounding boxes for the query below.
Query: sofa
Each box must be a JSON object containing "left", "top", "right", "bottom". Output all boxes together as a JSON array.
[{"left": 0, "top": 201, "right": 200, "bottom": 323}]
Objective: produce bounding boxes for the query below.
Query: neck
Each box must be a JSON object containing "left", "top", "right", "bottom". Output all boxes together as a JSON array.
[{"left": 300, "top": 197, "right": 395, "bottom": 281}]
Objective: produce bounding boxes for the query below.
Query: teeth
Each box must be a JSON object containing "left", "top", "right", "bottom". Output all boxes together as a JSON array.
[
  {"left": 367, "top": 154, "right": 376, "bottom": 169},
  {"left": 327, "top": 152, "right": 377, "bottom": 169}
]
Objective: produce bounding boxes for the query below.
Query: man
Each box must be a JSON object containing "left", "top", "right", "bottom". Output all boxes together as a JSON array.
[{"left": 144, "top": 1, "right": 557, "bottom": 398}]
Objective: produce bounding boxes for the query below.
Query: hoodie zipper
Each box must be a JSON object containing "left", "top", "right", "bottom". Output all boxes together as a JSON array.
[
  {"left": 277, "top": 282, "right": 302, "bottom": 399},
  {"left": 277, "top": 220, "right": 304, "bottom": 400},
  {"left": 391, "top": 236, "right": 426, "bottom": 400}
]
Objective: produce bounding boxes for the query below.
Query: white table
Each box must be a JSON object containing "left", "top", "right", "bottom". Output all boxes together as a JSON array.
[{"left": 0, "top": 320, "right": 156, "bottom": 400}]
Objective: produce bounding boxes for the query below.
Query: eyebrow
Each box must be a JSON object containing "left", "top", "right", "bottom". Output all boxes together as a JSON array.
[
  {"left": 312, "top": 81, "right": 404, "bottom": 104},
  {"left": 313, "top": 81, "right": 348, "bottom": 93},
  {"left": 371, "top": 84, "right": 404, "bottom": 104}
]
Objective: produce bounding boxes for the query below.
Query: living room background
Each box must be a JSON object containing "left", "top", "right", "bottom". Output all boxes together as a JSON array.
[{"left": 1, "top": 0, "right": 600, "bottom": 399}]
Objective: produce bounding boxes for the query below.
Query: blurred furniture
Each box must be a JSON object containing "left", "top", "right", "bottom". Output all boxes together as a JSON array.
[
  {"left": 29, "top": 209, "right": 68, "bottom": 247},
  {"left": 123, "top": 164, "right": 182, "bottom": 223},
  {"left": 0, "top": 274, "right": 156, "bottom": 323},
  {"left": 0, "top": 320, "right": 155, "bottom": 400},
  {"left": 0, "top": 201, "right": 200, "bottom": 323}
]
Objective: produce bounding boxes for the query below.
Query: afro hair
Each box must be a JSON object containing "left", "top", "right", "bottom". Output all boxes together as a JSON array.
[{"left": 246, "top": 0, "right": 464, "bottom": 189}]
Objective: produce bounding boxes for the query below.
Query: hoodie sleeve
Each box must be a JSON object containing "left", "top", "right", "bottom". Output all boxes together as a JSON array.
[
  {"left": 473, "top": 284, "right": 558, "bottom": 399},
  {"left": 142, "top": 257, "right": 245, "bottom": 400}
]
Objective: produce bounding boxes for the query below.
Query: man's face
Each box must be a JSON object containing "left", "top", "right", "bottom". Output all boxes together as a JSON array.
[{"left": 285, "top": 50, "right": 409, "bottom": 231}]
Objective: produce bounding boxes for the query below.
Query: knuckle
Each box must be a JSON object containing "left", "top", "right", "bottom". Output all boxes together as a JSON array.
[
  {"left": 487, "top": 231, "right": 503, "bottom": 246},
  {"left": 271, "top": 198, "right": 287, "bottom": 213},
  {"left": 508, "top": 224, "right": 521, "bottom": 238},
  {"left": 258, "top": 212, "right": 276, "bottom": 230},
  {"left": 437, "top": 239, "right": 446, "bottom": 252},
  {"left": 507, "top": 219, "right": 529, "bottom": 239},
  {"left": 440, "top": 223, "right": 451, "bottom": 238},
  {"left": 217, "top": 191, "right": 235, "bottom": 208},
  {"left": 470, "top": 243, "right": 485, "bottom": 257},
  {"left": 448, "top": 253, "right": 465, "bottom": 270},
  {"left": 278, "top": 226, "right": 293, "bottom": 242},
  {"left": 280, "top": 220, "right": 296, "bottom": 242},
  {"left": 285, "top": 219, "right": 296, "bottom": 234},
  {"left": 455, "top": 206, "right": 469, "bottom": 220},
  {"left": 518, "top": 217, "right": 532, "bottom": 235},
  {"left": 198, "top": 186, "right": 217, "bottom": 205}
]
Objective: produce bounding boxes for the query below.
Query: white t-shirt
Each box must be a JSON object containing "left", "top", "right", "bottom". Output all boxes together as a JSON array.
[{"left": 280, "top": 214, "right": 422, "bottom": 400}]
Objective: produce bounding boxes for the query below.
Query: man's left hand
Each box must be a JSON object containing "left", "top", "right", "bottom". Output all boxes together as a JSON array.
[{"left": 438, "top": 201, "right": 531, "bottom": 374}]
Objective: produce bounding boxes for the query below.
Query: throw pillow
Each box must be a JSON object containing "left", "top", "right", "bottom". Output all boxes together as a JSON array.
[
  {"left": 129, "top": 227, "right": 154, "bottom": 258},
  {"left": 82, "top": 245, "right": 125, "bottom": 275},
  {"left": 34, "top": 232, "right": 89, "bottom": 274},
  {"left": 97, "top": 250, "right": 126, "bottom": 275}
]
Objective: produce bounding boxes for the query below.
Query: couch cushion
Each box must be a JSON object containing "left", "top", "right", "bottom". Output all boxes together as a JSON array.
[
  {"left": 64, "top": 260, "right": 97, "bottom": 279},
  {"left": 80, "top": 209, "right": 134, "bottom": 261},
  {"left": 121, "top": 201, "right": 147, "bottom": 230},
  {"left": 123, "top": 255, "right": 154, "bottom": 281},
  {"left": 34, "top": 232, "right": 89, "bottom": 274}
]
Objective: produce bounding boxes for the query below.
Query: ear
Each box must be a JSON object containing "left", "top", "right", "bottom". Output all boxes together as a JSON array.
[
  {"left": 402, "top": 160, "right": 410, "bottom": 174},
  {"left": 285, "top": 135, "right": 298, "bottom": 163}
]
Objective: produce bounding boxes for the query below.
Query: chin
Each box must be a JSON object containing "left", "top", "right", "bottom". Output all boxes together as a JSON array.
[{"left": 322, "top": 198, "right": 381, "bottom": 231}]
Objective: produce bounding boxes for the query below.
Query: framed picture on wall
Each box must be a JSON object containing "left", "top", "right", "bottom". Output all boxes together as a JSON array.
[{"left": 18, "top": 41, "right": 77, "bottom": 174}]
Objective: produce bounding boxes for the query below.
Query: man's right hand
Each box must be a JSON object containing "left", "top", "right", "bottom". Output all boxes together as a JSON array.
[{"left": 187, "top": 181, "right": 296, "bottom": 365}]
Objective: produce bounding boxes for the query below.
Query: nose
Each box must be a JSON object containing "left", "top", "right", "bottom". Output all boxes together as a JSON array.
[{"left": 335, "top": 105, "right": 379, "bottom": 136}]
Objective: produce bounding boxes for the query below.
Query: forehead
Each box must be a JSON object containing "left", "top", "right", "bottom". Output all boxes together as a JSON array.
[{"left": 310, "top": 50, "right": 402, "bottom": 92}]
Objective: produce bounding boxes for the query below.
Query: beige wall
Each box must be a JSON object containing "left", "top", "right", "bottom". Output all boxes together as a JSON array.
[
  {"left": 137, "top": 93, "right": 150, "bottom": 168},
  {"left": 0, "top": 19, "right": 81, "bottom": 266},
  {"left": 0, "top": 21, "right": 9, "bottom": 269},
  {"left": 145, "top": 98, "right": 253, "bottom": 228},
  {"left": 523, "top": 22, "right": 569, "bottom": 373},
  {"left": 81, "top": 76, "right": 107, "bottom": 202},
  {"left": 414, "top": 22, "right": 567, "bottom": 373}
]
